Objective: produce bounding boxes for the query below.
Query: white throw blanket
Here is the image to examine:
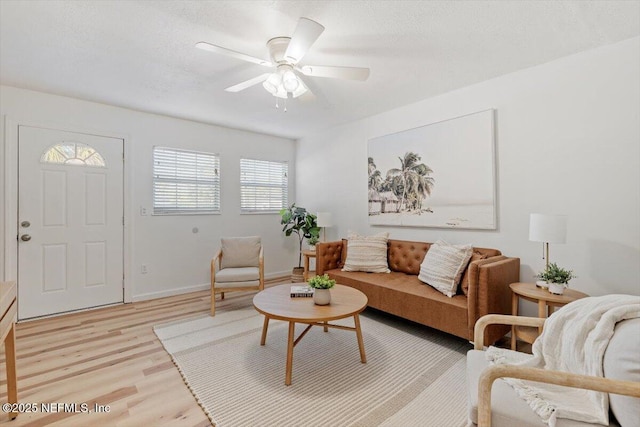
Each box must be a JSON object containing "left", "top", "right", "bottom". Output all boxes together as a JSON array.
[{"left": 486, "top": 294, "right": 640, "bottom": 426}]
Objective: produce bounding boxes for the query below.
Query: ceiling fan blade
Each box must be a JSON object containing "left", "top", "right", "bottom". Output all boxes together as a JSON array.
[
  {"left": 284, "top": 18, "right": 325, "bottom": 64},
  {"left": 298, "top": 65, "right": 370, "bottom": 81},
  {"left": 225, "top": 73, "right": 272, "bottom": 92},
  {"left": 195, "top": 42, "right": 272, "bottom": 67}
]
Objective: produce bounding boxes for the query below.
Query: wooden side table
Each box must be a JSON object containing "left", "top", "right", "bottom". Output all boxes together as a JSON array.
[
  {"left": 510, "top": 282, "right": 588, "bottom": 350},
  {"left": 1, "top": 281, "right": 18, "bottom": 420},
  {"left": 302, "top": 249, "right": 317, "bottom": 281}
]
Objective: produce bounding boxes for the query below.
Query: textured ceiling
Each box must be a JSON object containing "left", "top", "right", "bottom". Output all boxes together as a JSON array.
[{"left": 1, "top": 1, "right": 638, "bottom": 139}]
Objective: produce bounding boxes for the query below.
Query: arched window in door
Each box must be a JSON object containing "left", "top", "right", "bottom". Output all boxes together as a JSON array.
[{"left": 41, "top": 142, "right": 107, "bottom": 167}]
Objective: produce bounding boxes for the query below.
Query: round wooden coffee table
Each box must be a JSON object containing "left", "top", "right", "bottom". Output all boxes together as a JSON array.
[{"left": 253, "top": 283, "right": 368, "bottom": 385}]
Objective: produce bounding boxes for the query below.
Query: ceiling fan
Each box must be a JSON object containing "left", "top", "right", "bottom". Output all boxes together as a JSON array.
[{"left": 196, "top": 17, "right": 370, "bottom": 101}]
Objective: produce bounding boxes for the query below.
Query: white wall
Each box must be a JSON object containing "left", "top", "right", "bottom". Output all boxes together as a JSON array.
[
  {"left": 296, "top": 37, "right": 640, "bottom": 298},
  {"left": 1, "top": 86, "right": 298, "bottom": 301}
]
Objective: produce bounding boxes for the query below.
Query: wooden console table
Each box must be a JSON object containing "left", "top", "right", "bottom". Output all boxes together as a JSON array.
[
  {"left": 1, "top": 281, "right": 18, "bottom": 420},
  {"left": 510, "top": 282, "right": 588, "bottom": 350}
]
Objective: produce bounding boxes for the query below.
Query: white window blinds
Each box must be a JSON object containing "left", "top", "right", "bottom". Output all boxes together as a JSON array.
[
  {"left": 240, "top": 158, "right": 288, "bottom": 213},
  {"left": 153, "top": 147, "right": 220, "bottom": 215}
]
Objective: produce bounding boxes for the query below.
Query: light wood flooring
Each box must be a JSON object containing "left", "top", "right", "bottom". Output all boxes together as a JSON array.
[{"left": 0, "top": 278, "right": 287, "bottom": 427}]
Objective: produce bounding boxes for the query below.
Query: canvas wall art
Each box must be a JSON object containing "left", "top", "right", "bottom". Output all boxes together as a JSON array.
[{"left": 367, "top": 109, "right": 496, "bottom": 229}]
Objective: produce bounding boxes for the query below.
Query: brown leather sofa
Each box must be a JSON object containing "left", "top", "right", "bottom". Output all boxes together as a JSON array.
[{"left": 316, "top": 239, "right": 520, "bottom": 345}]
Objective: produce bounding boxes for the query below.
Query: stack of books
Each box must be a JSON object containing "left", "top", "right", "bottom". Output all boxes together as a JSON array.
[{"left": 290, "top": 285, "right": 314, "bottom": 298}]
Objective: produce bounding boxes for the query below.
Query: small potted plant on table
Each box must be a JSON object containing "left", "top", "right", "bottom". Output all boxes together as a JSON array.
[
  {"left": 539, "top": 262, "right": 575, "bottom": 295},
  {"left": 307, "top": 274, "right": 336, "bottom": 305}
]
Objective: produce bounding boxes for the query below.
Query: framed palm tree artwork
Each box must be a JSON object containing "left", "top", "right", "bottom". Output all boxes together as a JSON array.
[{"left": 368, "top": 109, "right": 496, "bottom": 229}]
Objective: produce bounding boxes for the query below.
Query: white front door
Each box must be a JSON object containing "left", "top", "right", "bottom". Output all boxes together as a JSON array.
[{"left": 18, "top": 126, "right": 124, "bottom": 319}]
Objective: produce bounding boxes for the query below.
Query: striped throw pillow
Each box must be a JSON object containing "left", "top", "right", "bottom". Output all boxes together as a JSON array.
[
  {"left": 342, "top": 232, "right": 390, "bottom": 273},
  {"left": 418, "top": 240, "right": 473, "bottom": 297}
]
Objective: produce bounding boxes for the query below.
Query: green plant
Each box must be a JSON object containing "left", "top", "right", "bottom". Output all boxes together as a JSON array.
[
  {"left": 537, "top": 262, "right": 576, "bottom": 286},
  {"left": 308, "top": 236, "right": 320, "bottom": 246},
  {"left": 307, "top": 274, "right": 336, "bottom": 289},
  {"left": 279, "top": 203, "right": 320, "bottom": 268}
]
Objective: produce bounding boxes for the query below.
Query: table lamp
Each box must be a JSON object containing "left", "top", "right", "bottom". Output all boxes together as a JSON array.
[
  {"left": 316, "top": 212, "right": 332, "bottom": 241},
  {"left": 529, "top": 213, "right": 567, "bottom": 270}
]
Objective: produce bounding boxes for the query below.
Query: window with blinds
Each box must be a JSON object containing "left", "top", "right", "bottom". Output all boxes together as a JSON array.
[
  {"left": 153, "top": 147, "right": 220, "bottom": 215},
  {"left": 240, "top": 158, "right": 288, "bottom": 213}
]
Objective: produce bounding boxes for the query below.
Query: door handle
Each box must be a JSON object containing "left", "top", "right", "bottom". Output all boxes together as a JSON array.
[{"left": 20, "top": 234, "right": 31, "bottom": 242}]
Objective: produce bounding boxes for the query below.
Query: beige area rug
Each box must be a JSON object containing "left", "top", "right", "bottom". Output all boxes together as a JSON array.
[{"left": 154, "top": 306, "right": 471, "bottom": 427}]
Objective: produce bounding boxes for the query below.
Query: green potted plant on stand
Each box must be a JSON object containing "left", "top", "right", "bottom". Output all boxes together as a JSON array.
[
  {"left": 539, "top": 262, "right": 576, "bottom": 295},
  {"left": 307, "top": 274, "right": 336, "bottom": 305},
  {"left": 279, "top": 204, "right": 320, "bottom": 282}
]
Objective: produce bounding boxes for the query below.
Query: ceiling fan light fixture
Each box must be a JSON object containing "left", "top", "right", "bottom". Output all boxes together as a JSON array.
[
  {"left": 274, "top": 85, "right": 289, "bottom": 99},
  {"left": 262, "top": 72, "right": 282, "bottom": 94},
  {"left": 291, "top": 78, "right": 308, "bottom": 98},
  {"left": 282, "top": 70, "right": 299, "bottom": 92}
]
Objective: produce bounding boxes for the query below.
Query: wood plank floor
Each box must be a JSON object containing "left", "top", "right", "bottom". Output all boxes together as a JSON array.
[{"left": 0, "top": 278, "right": 288, "bottom": 426}]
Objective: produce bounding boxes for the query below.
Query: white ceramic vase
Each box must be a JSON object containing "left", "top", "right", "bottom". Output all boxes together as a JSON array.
[
  {"left": 313, "top": 288, "right": 331, "bottom": 305},
  {"left": 548, "top": 282, "right": 566, "bottom": 295}
]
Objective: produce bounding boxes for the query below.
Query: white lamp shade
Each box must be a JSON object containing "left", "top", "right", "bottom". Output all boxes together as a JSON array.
[
  {"left": 316, "top": 212, "right": 332, "bottom": 227},
  {"left": 529, "top": 213, "right": 567, "bottom": 243}
]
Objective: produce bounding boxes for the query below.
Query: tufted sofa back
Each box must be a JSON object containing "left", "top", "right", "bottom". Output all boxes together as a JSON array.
[
  {"left": 387, "top": 240, "right": 502, "bottom": 275},
  {"left": 317, "top": 238, "right": 503, "bottom": 276},
  {"left": 387, "top": 239, "right": 431, "bottom": 275}
]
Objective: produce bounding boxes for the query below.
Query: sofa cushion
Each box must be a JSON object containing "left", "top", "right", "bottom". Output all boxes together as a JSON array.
[
  {"left": 604, "top": 318, "right": 640, "bottom": 427},
  {"left": 418, "top": 240, "right": 472, "bottom": 297},
  {"left": 328, "top": 269, "right": 469, "bottom": 339},
  {"left": 342, "top": 232, "right": 390, "bottom": 273},
  {"left": 460, "top": 251, "right": 489, "bottom": 296},
  {"left": 220, "top": 236, "right": 261, "bottom": 269}
]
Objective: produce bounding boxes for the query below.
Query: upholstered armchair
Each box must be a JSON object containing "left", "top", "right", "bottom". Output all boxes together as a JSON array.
[
  {"left": 210, "top": 236, "right": 264, "bottom": 316},
  {"left": 467, "top": 314, "right": 640, "bottom": 427}
]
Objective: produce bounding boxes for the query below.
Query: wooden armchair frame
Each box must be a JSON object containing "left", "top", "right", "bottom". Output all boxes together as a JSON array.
[
  {"left": 473, "top": 314, "right": 640, "bottom": 427},
  {"left": 210, "top": 246, "right": 264, "bottom": 316}
]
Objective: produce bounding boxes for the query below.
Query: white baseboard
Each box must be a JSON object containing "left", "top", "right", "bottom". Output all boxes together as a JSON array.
[
  {"left": 132, "top": 283, "right": 210, "bottom": 302},
  {"left": 131, "top": 270, "right": 292, "bottom": 302}
]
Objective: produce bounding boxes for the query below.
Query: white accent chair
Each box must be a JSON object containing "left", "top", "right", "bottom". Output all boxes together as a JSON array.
[
  {"left": 210, "top": 236, "right": 264, "bottom": 316},
  {"left": 467, "top": 314, "right": 640, "bottom": 427}
]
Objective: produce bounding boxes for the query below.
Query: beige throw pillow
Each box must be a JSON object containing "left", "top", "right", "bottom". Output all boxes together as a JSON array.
[
  {"left": 418, "top": 240, "right": 472, "bottom": 297},
  {"left": 342, "top": 232, "right": 390, "bottom": 273},
  {"left": 220, "top": 236, "right": 261, "bottom": 269}
]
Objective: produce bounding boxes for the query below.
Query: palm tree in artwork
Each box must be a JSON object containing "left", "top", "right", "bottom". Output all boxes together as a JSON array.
[
  {"left": 387, "top": 152, "right": 434, "bottom": 212},
  {"left": 409, "top": 163, "right": 435, "bottom": 210},
  {"left": 368, "top": 157, "right": 384, "bottom": 191}
]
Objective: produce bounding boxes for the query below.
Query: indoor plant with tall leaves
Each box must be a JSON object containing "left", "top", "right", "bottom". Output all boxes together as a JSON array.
[{"left": 279, "top": 204, "right": 320, "bottom": 280}]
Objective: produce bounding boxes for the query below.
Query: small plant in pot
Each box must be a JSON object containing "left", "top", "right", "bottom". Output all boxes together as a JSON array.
[
  {"left": 307, "top": 274, "right": 335, "bottom": 305},
  {"left": 540, "top": 262, "right": 576, "bottom": 295}
]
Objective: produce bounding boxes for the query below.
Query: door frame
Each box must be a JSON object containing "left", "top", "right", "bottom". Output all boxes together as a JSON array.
[{"left": 3, "top": 116, "right": 134, "bottom": 305}]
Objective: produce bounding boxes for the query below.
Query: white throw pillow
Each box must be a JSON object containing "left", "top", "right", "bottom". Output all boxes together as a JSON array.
[
  {"left": 342, "top": 232, "right": 390, "bottom": 273},
  {"left": 418, "top": 240, "right": 472, "bottom": 297}
]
